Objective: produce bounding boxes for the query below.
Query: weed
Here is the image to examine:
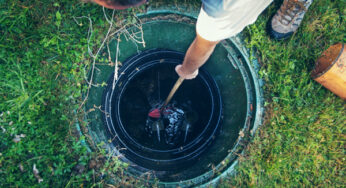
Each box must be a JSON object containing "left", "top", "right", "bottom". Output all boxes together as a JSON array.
[
  {"left": 223, "top": 0, "right": 345, "bottom": 187},
  {"left": 0, "top": 0, "right": 344, "bottom": 187}
]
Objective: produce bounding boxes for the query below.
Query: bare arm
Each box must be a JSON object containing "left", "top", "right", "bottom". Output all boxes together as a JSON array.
[{"left": 176, "top": 33, "right": 219, "bottom": 79}]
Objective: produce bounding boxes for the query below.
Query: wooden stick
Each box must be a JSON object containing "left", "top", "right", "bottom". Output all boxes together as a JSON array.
[{"left": 163, "top": 77, "right": 185, "bottom": 107}]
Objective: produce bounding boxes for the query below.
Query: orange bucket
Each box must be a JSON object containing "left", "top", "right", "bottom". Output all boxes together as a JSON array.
[{"left": 311, "top": 43, "right": 346, "bottom": 99}]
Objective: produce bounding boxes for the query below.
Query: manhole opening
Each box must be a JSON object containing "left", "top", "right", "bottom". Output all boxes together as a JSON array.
[
  {"left": 83, "top": 12, "right": 263, "bottom": 186},
  {"left": 102, "top": 49, "right": 222, "bottom": 172}
]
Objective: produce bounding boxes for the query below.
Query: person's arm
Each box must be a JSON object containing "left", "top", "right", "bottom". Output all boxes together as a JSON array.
[{"left": 176, "top": 33, "right": 219, "bottom": 79}]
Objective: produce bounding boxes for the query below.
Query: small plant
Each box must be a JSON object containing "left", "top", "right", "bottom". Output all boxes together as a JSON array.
[{"left": 0, "top": 0, "right": 344, "bottom": 187}]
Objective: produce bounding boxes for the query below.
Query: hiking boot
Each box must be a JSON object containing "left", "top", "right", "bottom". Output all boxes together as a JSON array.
[{"left": 269, "top": 0, "right": 313, "bottom": 40}]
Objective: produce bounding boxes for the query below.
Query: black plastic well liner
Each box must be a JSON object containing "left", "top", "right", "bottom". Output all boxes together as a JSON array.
[{"left": 102, "top": 49, "right": 222, "bottom": 171}]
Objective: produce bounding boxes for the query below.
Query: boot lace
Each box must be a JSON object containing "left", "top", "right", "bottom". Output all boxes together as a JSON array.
[{"left": 278, "top": 0, "right": 307, "bottom": 25}]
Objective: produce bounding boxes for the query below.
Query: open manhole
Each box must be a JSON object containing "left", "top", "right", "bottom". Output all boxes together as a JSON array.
[
  {"left": 102, "top": 49, "right": 222, "bottom": 172},
  {"left": 83, "top": 9, "right": 264, "bottom": 187}
]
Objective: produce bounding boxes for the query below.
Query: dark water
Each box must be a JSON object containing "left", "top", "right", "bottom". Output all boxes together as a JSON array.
[{"left": 119, "top": 63, "right": 212, "bottom": 150}]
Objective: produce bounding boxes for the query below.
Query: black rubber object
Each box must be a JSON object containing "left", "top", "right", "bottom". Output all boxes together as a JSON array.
[
  {"left": 101, "top": 49, "right": 222, "bottom": 171},
  {"left": 267, "top": 18, "right": 294, "bottom": 40}
]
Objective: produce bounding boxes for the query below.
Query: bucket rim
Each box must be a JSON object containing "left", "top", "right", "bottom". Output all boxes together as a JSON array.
[{"left": 311, "top": 43, "right": 344, "bottom": 79}]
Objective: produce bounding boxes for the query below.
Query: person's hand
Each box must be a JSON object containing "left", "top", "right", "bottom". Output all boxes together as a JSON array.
[{"left": 175, "top": 64, "right": 199, "bottom": 79}]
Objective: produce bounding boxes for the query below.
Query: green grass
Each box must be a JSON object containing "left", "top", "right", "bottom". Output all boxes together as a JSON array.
[
  {"left": 0, "top": 1, "right": 140, "bottom": 186},
  {"left": 223, "top": 0, "right": 345, "bottom": 187},
  {"left": 0, "top": 0, "right": 344, "bottom": 187}
]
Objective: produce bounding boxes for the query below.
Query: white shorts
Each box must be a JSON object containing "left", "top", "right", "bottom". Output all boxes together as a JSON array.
[{"left": 196, "top": 0, "right": 273, "bottom": 41}]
